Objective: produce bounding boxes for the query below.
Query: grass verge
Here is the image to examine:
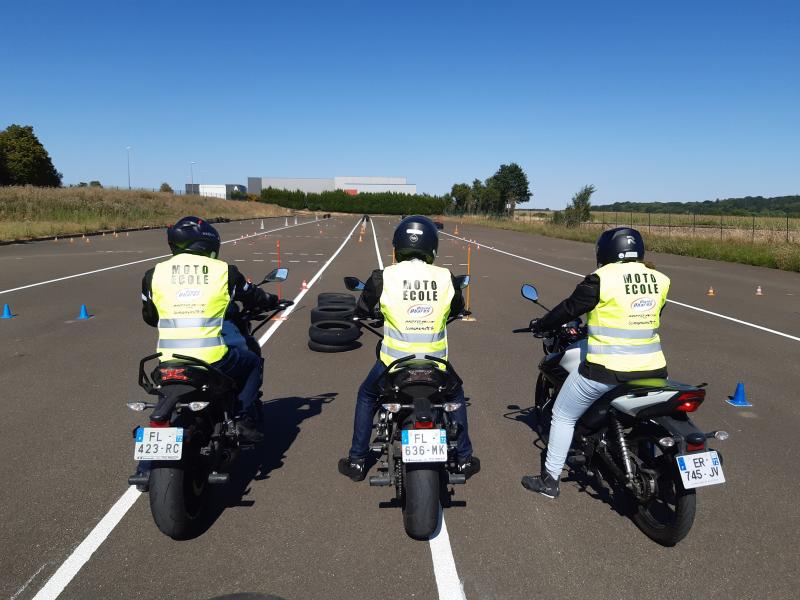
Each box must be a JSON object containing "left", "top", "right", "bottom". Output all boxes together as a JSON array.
[
  {"left": 0, "top": 186, "right": 290, "bottom": 242},
  {"left": 447, "top": 216, "right": 800, "bottom": 273}
]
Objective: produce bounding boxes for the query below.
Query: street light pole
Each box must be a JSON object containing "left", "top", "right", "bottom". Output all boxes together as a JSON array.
[
  {"left": 126, "top": 146, "right": 131, "bottom": 190},
  {"left": 190, "top": 161, "right": 196, "bottom": 186}
]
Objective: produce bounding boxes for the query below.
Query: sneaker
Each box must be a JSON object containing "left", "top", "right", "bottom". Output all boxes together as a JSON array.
[
  {"left": 338, "top": 457, "right": 367, "bottom": 482},
  {"left": 521, "top": 472, "right": 560, "bottom": 498},
  {"left": 236, "top": 417, "right": 264, "bottom": 443},
  {"left": 456, "top": 455, "right": 481, "bottom": 479}
]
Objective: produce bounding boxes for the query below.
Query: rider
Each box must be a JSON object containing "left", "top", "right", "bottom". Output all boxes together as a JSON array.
[
  {"left": 140, "top": 216, "right": 279, "bottom": 443},
  {"left": 521, "top": 227, "right": 670, "bottom": 498},
  {"left": 338, "top": 215, "right": 480, "bottom": 481}
]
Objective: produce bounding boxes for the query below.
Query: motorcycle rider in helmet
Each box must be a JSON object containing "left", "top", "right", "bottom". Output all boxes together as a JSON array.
[
  {"left": 140, "top": 216, "right": 281, "bottom": 442},
  {"left": 338, "top": 216, "right": 480, "bottom": 481},
  {"left": 521, "top": 227, "right": 670, "bottom": 498}
]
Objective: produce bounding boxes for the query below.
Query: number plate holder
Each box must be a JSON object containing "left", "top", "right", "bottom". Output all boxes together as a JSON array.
[
  {"left": 133, "top": 427, "right": 184, "bottom": 461},
  {"left": 401, "top": 429, "right": 447, "bottom": 463},
  {"left": 676, "top": 450, "right": 725, "bottom": 489}
]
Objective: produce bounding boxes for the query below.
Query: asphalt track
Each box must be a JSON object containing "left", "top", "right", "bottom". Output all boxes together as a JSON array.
[{"left": 1, "top": 215, "right": 798, "bottom": 599}]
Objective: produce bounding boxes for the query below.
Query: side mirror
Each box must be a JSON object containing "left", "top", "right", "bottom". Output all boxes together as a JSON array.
[
  {"left": 521, "top": 284, "right": 539, "bottom": 302},
  {"left": 344, "top": 276, "right": 365, "bottom": 291},
  {"left": 454, "top": 275, "right": 470, "bottom": 289},
  {"left": 264, "top": 268, "right": 289, "bottom": 283}
]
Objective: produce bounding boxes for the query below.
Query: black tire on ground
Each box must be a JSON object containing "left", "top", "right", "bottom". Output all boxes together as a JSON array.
[
  {"left": 632, "top": 471, "right": 697, "bottom": 546},
  {"left": 309, "top": 320, "right": 362, "bottom": 345},
  {"left": 307, "top": 339, "right": 360, "bottom": 353},
  {"left": 148, "top": 461, "right": 209, "bottom": 540},
  {"left": 310, "top": 305, "right": 354, "bottom": 323},
  {"left": 402, "top": 463, "right": 441, "bottom": 540},
  {"left": 317, "top": 293, "right": 356, "bottom": 307}
]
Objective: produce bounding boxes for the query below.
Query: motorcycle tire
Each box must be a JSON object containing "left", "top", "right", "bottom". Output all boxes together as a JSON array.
[
  {"left": 310, "top": 305, "right": 354, "bottom": 323},
  {"left": 402, "top": 463, "right": 441, "bottom": 540},
  {"left": 627, "top": 432, "right": 697, "bottom": 546},
  {"left": 308, "top": 339, "right": 360, "bottom": 353},
  {"left": 317, "top": 293, "right": 356, "bottom": 307},
  {"left": 148, "top": 459, "right": 209, "bottom": 540},
  {"left": 309, "top": 320, "right": 362, "bottom": 345}
]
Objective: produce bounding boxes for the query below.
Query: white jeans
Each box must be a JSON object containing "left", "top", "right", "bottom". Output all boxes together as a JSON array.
[{"left": 545, "top": 369, "right": 616, "bottom": 480}]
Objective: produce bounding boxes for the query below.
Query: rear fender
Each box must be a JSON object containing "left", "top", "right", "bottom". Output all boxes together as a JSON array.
[
  {"left": 149, "top": 384, "right": 195, "bottom": 423},
  {"left": 651, "top": 416, "right": 704, "bottom": 454}
]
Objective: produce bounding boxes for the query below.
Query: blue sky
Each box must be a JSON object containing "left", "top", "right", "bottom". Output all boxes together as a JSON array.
[{"left": 1, "top": 0, "right": 797, "bottom": 208}]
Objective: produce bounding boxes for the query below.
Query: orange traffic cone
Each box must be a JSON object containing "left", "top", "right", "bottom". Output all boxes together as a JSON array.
[
  {"left": 454, "top": 225, "right": 459, "bottom": 235},
  {"left": 706, "top": 286, "right": 716, "bottom": 297},
  {"left": 358, "top": 233, "right": 363, "bottom": 243},
  {"left": 301, "top": 279, "right": 309, "bottom": 289},
  {"left": 755, "top": 285, "right": 763, "bottom": 296}
]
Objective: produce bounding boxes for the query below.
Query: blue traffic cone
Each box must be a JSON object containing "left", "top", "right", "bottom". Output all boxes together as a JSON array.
[
  {"left": 77, "top": 304, "right": 92, "bottom": 320},
  {"left": 1, "top": 303, "right": 14, "bottom": 319},
  {"left": 726, "top": 382, "right": 752, "bottom": 407}
]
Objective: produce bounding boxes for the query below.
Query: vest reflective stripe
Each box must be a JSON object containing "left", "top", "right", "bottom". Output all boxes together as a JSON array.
[
  {"left": 159, "top": 337, "right": 226, "bottom": 348},
  {"left": 379, "top": 261, "right": 454, "bottom": 368},
  {"left": 587, "top": 342, "right": 663, "bottom": 355},
  {"left": 159, "top": 317, "right": 225, "bottom": 328},
  {"left": 586, "top": 262, "right": 670, "bottom": 373},
  {"left": 152, "top": 255, "right": 231, "bottom": 363},
  {"left": 380, "top": 345, "right": 447, "bottom": 360},
  {"left": 384, "top": 325, "right": 446, "bottom": 344},
  {"left": 587, "top": 325, "right": 658, "bottom": 339}
]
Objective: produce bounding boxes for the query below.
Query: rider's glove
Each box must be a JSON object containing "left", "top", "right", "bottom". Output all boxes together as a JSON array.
[
  {"left": 259, "top": 293, "right": 279, "bottom": 311},
  {"left": 529, "top": 318, "right": 544, "bottom": 334}
]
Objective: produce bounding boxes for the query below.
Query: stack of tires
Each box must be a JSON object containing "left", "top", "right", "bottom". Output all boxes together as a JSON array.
[{"left": 308, "top": 293, "right": 362, "bottom": 353}]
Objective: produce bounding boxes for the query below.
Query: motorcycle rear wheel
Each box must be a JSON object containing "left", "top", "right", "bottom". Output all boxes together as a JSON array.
[
  {"left": 402, "top": 463, "right": 441, "bottom": 540},
  {"left": 148, "top": 458, "right": 209, "bottom": 540}
]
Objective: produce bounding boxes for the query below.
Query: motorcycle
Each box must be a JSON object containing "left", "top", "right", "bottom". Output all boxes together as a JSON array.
[
  {"left": 126, "top": 268, "right": 293, "bottom": 540},
  {"left": 344, "top": 275, "right": 471, "bottom": 540},
  {"left": 515, "top": 283, "right": 728, "bottom": 546}
]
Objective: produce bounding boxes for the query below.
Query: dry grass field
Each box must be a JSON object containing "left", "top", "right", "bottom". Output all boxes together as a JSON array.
[{"left": 0, "top": 186, "right": 290, "bottom": 241}]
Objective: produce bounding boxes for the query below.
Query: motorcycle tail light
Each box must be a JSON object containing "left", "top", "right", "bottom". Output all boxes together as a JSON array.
[
  {"left": 674, "top": 390, "right": 705, "bottom": 412},
  {"left": 414, "top": 421, "right": 435, "bottom": 429},
  {"left": 149, "top": 420, "right": 169, "bottom": 428},
  {"left": 686, "top": 441, "right": 705, "bottom": 451}
]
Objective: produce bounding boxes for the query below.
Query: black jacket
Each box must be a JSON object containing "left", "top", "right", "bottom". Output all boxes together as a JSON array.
[
  {"left": 141, "top": 263, "right": 276, "bottom": 327},
  {"left": 535, "top": 273, "right": 668, "bottom": 384},
  {"left": 355, "top": 268, "right": 465, "bottom": 319}
]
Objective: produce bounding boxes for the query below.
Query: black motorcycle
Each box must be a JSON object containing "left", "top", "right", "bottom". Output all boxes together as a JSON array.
[
  {"left": 514, "top": 283, "right": 728, "bottom": 546},
  {"left": 344, "top": 275, "right": 471, "bottom": 540},
  {"left": 127, "top": 268, "right": 292, "bottom": 540}
]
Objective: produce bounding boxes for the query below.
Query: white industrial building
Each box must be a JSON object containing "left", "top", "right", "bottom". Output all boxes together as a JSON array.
[
  {"left": 248, "top": 176, "right": 416, "bottom": 196},
  {"left": 185, "top": 184, "right": 246, "bottom": 199}
]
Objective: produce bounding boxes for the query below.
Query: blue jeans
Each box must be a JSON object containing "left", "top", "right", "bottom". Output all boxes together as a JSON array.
[
  {"left": 349, "top": 361, "right": 474, "bottom": 460},
  {"left": 214, "top": 345, "right": 263, "bottom": 418},
  {"left": 544, "top": 369, "right": 616, "bottom": 480}
]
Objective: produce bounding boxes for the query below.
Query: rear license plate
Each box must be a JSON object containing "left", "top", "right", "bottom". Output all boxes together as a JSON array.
[
  {"left": 676, "top": 450, "right": 725, "bottom": 489},
  {"left": 401, "top": 429, "right": 447, "bottom": 463},
  {"left": 133, "top": 427, "right": 183, "bottom": 461}
]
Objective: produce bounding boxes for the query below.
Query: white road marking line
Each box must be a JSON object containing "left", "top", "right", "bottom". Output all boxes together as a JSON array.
[
  {"left": 289, "top": 260, "right": 300, "bottom": 263},
  {"left": 258, "top": 218, "right": 361, "bottom": 345},
  {"left": 235, "top": 259, "right": 245, "bottom": 262},
  {"left": 307, "top": 260, "right": 318, "bottom": 263},
  {"left": 443, "top": 263, "right": 453, "bottom": 266},
  {"left": 0, "top": 220, "right": 320, "bottom": 296},
  {"left": 369, "top": 218, "right": 384, "bottom": 270},
  {"left": 429, "top": 508, "right": 467, "bottom": 600},
  {"left": 11, "top": 562, "right": 50, "bottom": 600},
  {"left": 372, "top": 221, "right": 465, "bottom": 600},
  {"left": 253, "top": 259, "right": 264, "bottom": 262},
  {"left": 314, "top": 253, "right": 325, "bottom": 256},
  {"left": 29, "top": 219, "right": 359, "bottom": 600},
  {"left": 32, "top": 487, "right": 141, "bottom": 600},
  {"left": 441, "top": 231, "right": 800, "bottom": 343}
]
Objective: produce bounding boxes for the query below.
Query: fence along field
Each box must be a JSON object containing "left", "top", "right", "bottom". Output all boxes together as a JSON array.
[{"left": 514, "top": 210, "right": 800, "bottom": 244}]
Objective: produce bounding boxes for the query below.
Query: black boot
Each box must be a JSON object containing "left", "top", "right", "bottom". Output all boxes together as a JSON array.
[
  {"left": 236, "top": 416, "right": 264, "bottom": 443},
  {"left": 338, "top": 457, "right": 367, "bottom": 482},
  {"left": 457, "top": 455, "right": 481, "bottom": 479},
  {"left": 521, "top": 472, "right": 560, "bottom": 498}
]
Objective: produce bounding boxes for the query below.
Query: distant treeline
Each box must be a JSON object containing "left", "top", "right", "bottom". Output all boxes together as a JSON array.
[
  {"left": 593, "top": 195, "right": 800, "bottom": 217},
  {"left": 259, "top": 187, "right": 447, "bottom": 215}
]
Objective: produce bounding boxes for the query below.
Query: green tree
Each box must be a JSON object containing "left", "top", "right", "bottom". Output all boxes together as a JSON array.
[
  {"left": 557, "top": 184, "right": 595, "bottom": 227},
  {"left": 0, "top": 124, "right": 62, "bottom": 186},
  {"left": 450, "top": 183, "right": 471, "bottom": 214},
  {"left": 159, "top": 182, "right": 174, "bottom": 193},
  {"left": 89, "top": 180, "right": 102, "bottom": 188},
  {"left": 490, "top": 163, "right": 531, "bottom": 215}
]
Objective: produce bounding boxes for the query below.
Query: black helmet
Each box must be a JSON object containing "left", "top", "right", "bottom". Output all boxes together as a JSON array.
[
  {"left": 168, "top": 216, "right": 221, "bottom": 258},
  {"left": 595, "top": 227, "right": 644, "bottom": 267},
  {"left": 393, "top": 215, "right": 439, "bottom": 264}
]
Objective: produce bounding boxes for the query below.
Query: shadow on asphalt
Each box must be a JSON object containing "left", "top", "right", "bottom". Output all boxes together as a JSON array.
[
  {"left": 197, "top": 392, "right": 337, "bottom": 535},
  {"left": 504, "top": 403, "right": 631, "bottom": 519}
]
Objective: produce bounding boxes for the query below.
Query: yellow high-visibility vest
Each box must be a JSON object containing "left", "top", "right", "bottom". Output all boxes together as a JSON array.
[
  {"left": 586, "top": 262, "right": 670, "bottom": 373},
  {"left": 151, "top": 254, "right": 231, "bottom": 363},
  {"left": 379, "top": 260, "right": 454, "bottom": 367}
]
